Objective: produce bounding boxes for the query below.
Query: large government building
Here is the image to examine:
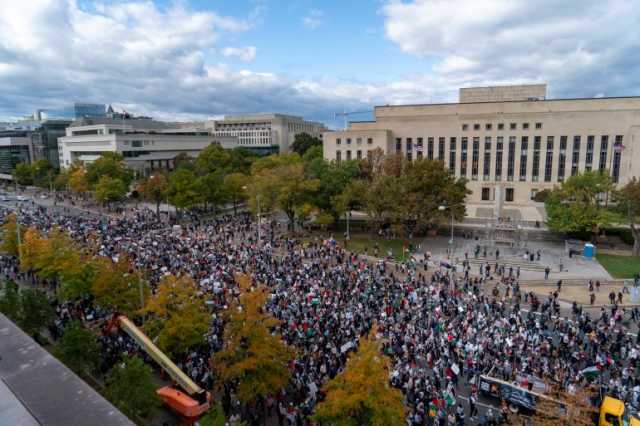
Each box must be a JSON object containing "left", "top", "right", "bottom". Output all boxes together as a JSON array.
[{"left": 323, "top": 84, "right": 640, "bottom": 221}]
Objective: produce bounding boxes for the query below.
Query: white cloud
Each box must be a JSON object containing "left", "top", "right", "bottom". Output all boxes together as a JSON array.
[
  {"left": 382, "top": 0, "right": 640, "bottom": 98},
  {"left": 302, "top": 9, "right": 323, "bottom": 30},
  {"left": 221, "top": 46, "right": 257, "bottom": 62}
]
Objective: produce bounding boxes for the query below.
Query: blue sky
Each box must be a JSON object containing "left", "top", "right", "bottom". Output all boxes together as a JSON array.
[{"left": 1, "top": 0, "right": 639, "bottom": 127}]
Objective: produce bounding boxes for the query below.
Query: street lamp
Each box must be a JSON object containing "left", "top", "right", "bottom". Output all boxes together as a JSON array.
[
  {"left": 439, "top": 205, "right": 454, "bottom": 246},
  {"left": 243, "top": 186, "right": 260, "bottom": 243}
]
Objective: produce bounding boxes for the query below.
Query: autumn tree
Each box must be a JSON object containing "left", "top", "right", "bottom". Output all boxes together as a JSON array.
[
  {"left": 68, "top": 163, "right": 89, "bottom": 194},
  {"left": 546, "top": 171, "right": 615, "bottom": 241},
  {"left": 167, "top": 168, "right": 202, "bottom": 217},
  {"left": 105, "top": 357, "right": 160, "bottom": 419},
  {"left": 85, "top": 152, "right": 133, "bottom": 188},
  {"left": 1, "top": 213, "right": 21, "bottom": 257},
  {"left": 213, "top": 275, "right": 294, "bottom": 408},
  {"left": 614, "top": 177, "right": 640, "bottom": 255},
  {"left": 313, "top": 330, "right": 406, "bottom": 426},
  {"left": 224, "top": 172, "right": 248, "bottom": 215},
  {"left": 94, "top": 175, "right": 127, "bottom": 206},
  {"left": 91, "top": 255, "right": 149, "bottom": 317},
  {"left": 513, "top": 386, "right": 599, "bottom": 426},
  {"left": 143, "top": 274, "right": 209, "bottom": 356},
  {"left": 137, "top": 172, "right": 169, "bottom": 216},
  {"left": 54, "top": 321, "right": 101, "bottom": 375}
]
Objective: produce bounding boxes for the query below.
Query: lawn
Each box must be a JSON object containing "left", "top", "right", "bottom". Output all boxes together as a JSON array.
[
  {"left": 302, "top": 232, "right": 421, "bottom": 261},
  {"left": 596, "top": 253, "right": 640, "bottom": 279}
]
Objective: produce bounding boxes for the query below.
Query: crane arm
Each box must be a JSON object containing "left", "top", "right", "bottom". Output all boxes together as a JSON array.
[{"left": 117, "top": 316, "right": 204, "bottom": 396}]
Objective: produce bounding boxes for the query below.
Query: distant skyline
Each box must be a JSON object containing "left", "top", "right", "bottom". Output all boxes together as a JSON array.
[{"left": 1, "top": 0, "right": 639, "bottom": 127}]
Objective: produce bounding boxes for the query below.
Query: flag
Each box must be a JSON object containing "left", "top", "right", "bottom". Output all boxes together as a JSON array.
[
  {"left": 614, "top": 143, "right": 625, "bottom": 152},
  {"left": 444, "top": 392, "right": 456, "bottom": 407},
  {"left": 580, "top": 366, "right": 600, "bottom": 378}
]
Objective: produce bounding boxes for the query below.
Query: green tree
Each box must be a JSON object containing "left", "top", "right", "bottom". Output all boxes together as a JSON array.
[
  {"left": 105, "top": 357, "right": 160, "bottom": 419},
  {"left": 167, "top": 168, "right": 202, "bottom": 217},
  {"left": 86, "top": 152, "right": 133, "bottom": 188},
  {"left": 213, "top": 275, "right": 294, "bottom": 407},
  {"left": 224, "top": 172, "right": 248, "bottom": 214},
  {"left": 12, "top": 162, "right": 33, "bottom": 186},
  {"left": 143, "top": 274, "right": 209, "bottom": 356},
  {"left": 1, "top": 213, "right": 21, "bottom": 257},
  {"left": 18, "top": 288, "right": 55, "bottom": 338},
  {"left": 313, "top": 331, "right": 406, "bottom": 426},
  {"left": 197, "top": 170, "right": 229, "bottom": 213},
  {"left": 291, "top": 132, "right": 322, "bottom": 156},
  {"left": 545, "top": 171, "right": 615, "bottom": 241},
  {"left": 91, "top": 255, "right": 149, "bottom": 317},
  {"left": 94, "top": 175, "right": 127, "bottom": 205},
  {"left": 31, "top": 159, "right": 54, "bottom": 189},
  {"left": 54, "top": 321, "right": 100, "bottom": 375},
  {"left": 0, "top": 280, "right": 21, "bottom": 322},
  {"left": 228, "top": 147, "right": 255, "bottom": 174},
  {"left": 614, "top": 177, "right": 640, "bottom": 255},
  {"left": 195, "top": 144, "right": 232, "bottom": 175},
  {"left": 59, "top": 258, "right": 100, "bottom": 301},
  {"left": 137, "top": 172, "right": 169, "bottom": 216}
]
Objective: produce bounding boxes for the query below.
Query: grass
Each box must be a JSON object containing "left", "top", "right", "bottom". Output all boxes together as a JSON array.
[
  {"left": 596, "top": 253, "right": 640, "bottom": 279},
  {"left": 302, "top": 232, "right": 421, "bottom": 261}
]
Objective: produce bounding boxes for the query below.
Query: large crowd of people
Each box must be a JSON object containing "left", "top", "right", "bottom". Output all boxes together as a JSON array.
[{"left": 2, "top": 200, "right": 640, "bottom": 425}]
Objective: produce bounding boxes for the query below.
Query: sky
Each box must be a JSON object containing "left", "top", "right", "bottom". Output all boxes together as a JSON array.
[{"left": 1, "top": 0, "right": 639, "bottom": 127}]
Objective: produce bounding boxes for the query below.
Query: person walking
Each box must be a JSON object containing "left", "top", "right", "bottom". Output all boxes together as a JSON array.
[{"left": 544, "top": 266, "right": 550, "bottom": 280}]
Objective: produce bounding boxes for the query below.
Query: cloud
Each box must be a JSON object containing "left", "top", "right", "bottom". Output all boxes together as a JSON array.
[
  {"left": 382, "top": 0, "right": 640, "bottom": 98},
  {"left": 221, "top": 46, "right": 257, "bottom": 62},
  {"left": 302, "top": 9, "right": 323, "bottom": 30}
]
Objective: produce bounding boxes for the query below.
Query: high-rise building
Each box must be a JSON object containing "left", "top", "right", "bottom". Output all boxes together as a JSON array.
[{"left": 323, "top": 84, "right": 640, "bottom": 221}]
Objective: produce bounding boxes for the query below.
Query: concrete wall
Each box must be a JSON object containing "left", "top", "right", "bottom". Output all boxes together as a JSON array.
[{"left": 460, "top": 84, "right": 547, "bottom": 103}]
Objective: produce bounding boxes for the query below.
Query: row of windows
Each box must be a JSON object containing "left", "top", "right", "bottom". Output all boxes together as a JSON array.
[
  {"left": 462, "top": 122, "right": 543, "bottom": 131},
  {"left": 384, "top": 134, "right": 623, "bottom": 183},
  {"left": 336, "top": 137, "right": 374, "bottom": 145}
]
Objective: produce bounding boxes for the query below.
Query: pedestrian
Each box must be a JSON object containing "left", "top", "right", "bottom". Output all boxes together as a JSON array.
[{"left": 544, "top": 266, "right": 550, "bottom": 280}]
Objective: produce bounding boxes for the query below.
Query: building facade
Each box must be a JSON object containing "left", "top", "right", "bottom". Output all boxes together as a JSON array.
[
  {"left": 0, "top": 131, "right": 33, "bottom": 176},
  {"left": 323, "top": 85, "right": 640, "bottom": 220},
  {"left": 206, "top": 113, "right": 327, "bottom": 154},
  {"left": 58, "top": 118, "right": 230, "bottom": 176}
]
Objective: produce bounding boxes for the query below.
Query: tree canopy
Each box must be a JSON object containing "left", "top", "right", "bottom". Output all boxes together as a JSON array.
[
  {"left": 105, "top": 357, "right": 160, "bottom": 420},
  {"left": 54, "top": 320, "right": 101, "bottom": 375},
  {"left": 613, "top": 177, "right": 640, "bottom": 255},
  {"left": 291, "top": 132, "right": 322, "bottom": 156}
]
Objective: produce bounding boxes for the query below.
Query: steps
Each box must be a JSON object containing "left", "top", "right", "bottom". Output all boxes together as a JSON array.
[{"left": 456, "top": 256, "right": 547, "bottom": 272}]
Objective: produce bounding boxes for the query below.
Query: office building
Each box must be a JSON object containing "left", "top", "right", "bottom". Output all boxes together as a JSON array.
[
  {"left": 323, "top": 84, "right": 640, "bottom": 221},
  {"left": 0, "top": 131, "right": 33, "bottom": 176},
  {"left": 58, "top": 117, "right": 233, "bottom": 176},
  {"left": 206, "top": 113, "right": 327, "bottom": 154},
  {"left": 30, "top": 120, "right": 72, "bottom": 168}
]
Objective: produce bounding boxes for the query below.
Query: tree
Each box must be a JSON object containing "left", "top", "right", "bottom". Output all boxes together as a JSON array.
[
  {"left": 94, "top": 175, "right": 127, "bottom": 206},
  {"left": 18, "top": 288, "right": 55, "bottom": 338},
  {"left": 92, "top": 255, "right": 149, "bottom": 317},
  {"left": 12, "top": 162, "right": 33, "bottom": 186},
  {"left": 250, "top": 154, "right": 320, "bottom": 230},
  {"left": 228, "top": 148, "right": 255, "bottom": 175},
  {"left": 86, "top": 152, "right": 133, "bottom": 188},
  {"left": 1, "top": 213, "right": 21, "bottom": 257},
  {"left": 197, "top": 170, "right": 229, "bottom": 213},
  {"left": 291, "top": 132, "right": 322, "bottom": 156},
  {"left": 614, "top": 177, "right": 640, "bottom": 255},
  {"left": 513, "top": 386, "right": 598, "bottom": 426},
  {"left": 195, "top": 144, "right": 232, "bottom": 175},
  {"left": 137, "top": 172, "right": 169, "bottom": 216},
  {"left": 144, "top": 274, "right": 209, "bottom": 356},
  {"left": 68, "top": 163, "right": 89, "bottom": 194},
  {"left": 224, "top": 172, "right": 248, "bottom": 215},
  {"left": 59, "top": 257, "right": 100, "bottom": 301},
  {"left": 54, "top": 321, "right": 100, "bottom": 375},
  {"left": 31, "top": 159, "right": 54, "bottom": 189},
  {"left": 105, "top": 357, "right": 160, "bottom": 419},
  {"left": 546, "top": 171, "right": 615, "bottom": 241},
  {"left": 0, "top": 280, "right": 21, "bottom": 322},
  {"left": 167, "top": 168, "right": 202, "bottom": 217},
  {"left": 213, "top": 275, "right": 294, "bottom": 407},
  {"left": 313, "top": 330, "right": 406, "bottom": 426}
]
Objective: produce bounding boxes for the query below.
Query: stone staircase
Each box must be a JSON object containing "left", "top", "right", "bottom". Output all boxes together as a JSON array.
[{"left": 456, "top": 255, "right": 547, "bottom": 272}]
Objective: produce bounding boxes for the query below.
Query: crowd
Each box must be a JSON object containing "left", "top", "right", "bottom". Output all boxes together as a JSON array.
[{"left": 2, "top": 200, "right": 640, "bottom": 426}]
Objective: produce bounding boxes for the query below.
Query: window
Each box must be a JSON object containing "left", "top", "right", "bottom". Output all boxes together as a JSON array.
[
  {"left": 346, "top": 138, "right": 352, "bottom": 145},
  {"left": 519, "top": 136, "right": 528, "bottom": 181},
  {"left": 523, "top": 123, "right": 529, "bottom": 130},
  {"left": 356, "top": 137, "right": 362, "bottom": 145},
  {"left": 131, "top": 140, "right": 143, "bottom": 148},
  {"left": 483, "top": 137, "right": 491, "bottom": 180},
  {"left": 482, "top": 188, "right": 491, "bottom": 201},
  {"left": 395, "top": 138, "right": 401, "bottom": 153},
  {"left": 346, "top": 150, "right": 351, "bottom": 161},
  {"left": 546, "top": 136, "right": 554, "bottom": 151},
  {"left": 585, "top": 135, "right": 594, "bottom": 171},
  {"left": 449, "top": 138, "right": 456, "bottom": 172},
  {"left": 544, "top": 152, "right": 553, "bottom": 182},
  {"left": 506, "top": 188, "right": 514, "bottom": 202},
  {"left": 613, "top": 135, "right": 623, "bottom": 183},
  {"left": 510, "top": 123, "right": 517, "bottom": 130},
  {"left": 473, "top": 123, "right": 480, "bottom": 131},
  {"left": 427, "top": 137, "right": 434, "bottom": 160},
  {"left": 471, "top": 137, "right": 479, "bottom": 180},
  {"left": 533, "top": 136, "right": 541, "bottom": 150},
  {"left": 496, "top": 136, "right": 504, "bottom": 151},
  {"left": 367, "top": 138, "right": 373, "bottom": 144},
  {"left": 560, "top": 136, "right": 567, "bottom": 151},
  {"left": 406, "top": 152, "right": 412, "bottom": 161},
  {"left": 406, "top": 138, "right": 413, "bottom": 152},
  {"left": 484, "top": 136, "right": 491, "bottom": 151},
  {"left": 498, "top": 123, "right": 504, "bottom": 131},
  {"left": 438, "top": 137, "right": 445, "bottom": 161},
  {"left": 462, "top": 124, "right": 469, "bottom": 131},
  {"left": 336, "top": 151, "right": 341, "bottom": 162},
  {"left": 507, "top": 136, "right": 516, "bottom": 181},
  {"left": 357, "top": 150, "right": 362, "bottom": 160},
  {"left": 535, "top": 122, "right": 543, "bottom": 129},
  {"left": 571, "top": 136, "right": 581, "bottom": 176},
  {"left": 599, "top": 135, "right": 608, "bottom": 171},
  {"left": 495, "top": 139, "right": 503, "bottom": 181},
  {"left": 486, "top": 123, "right": 492, "bottom": 131},
  {"left": 460, "top": 137, "right": 468, "bottom": 176}
]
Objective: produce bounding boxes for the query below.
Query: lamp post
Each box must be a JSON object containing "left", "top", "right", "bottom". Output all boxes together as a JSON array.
[
  {"left": 243, "top": 186, "right": 260, "bottom": 244},
  {"left": 439, "top": 205, "right": 454, "bottom": 246}
]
